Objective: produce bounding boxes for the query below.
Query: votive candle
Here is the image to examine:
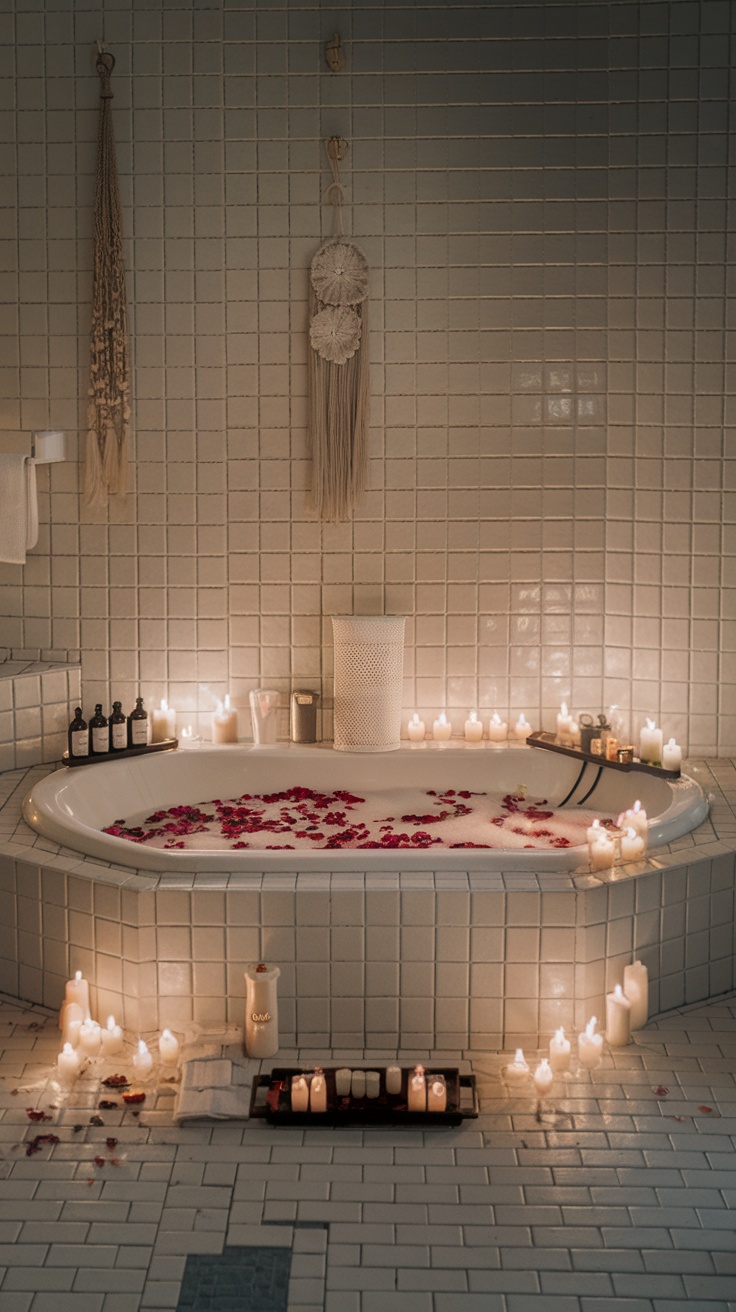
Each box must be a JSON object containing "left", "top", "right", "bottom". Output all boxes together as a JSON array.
[
  {"left": 556, "top": 702, "right": 573, "bottom": 743},
  {"left": 407, "top": 713, "right": 426, "bottom": 742},
  {"left": 433, "top": 712, "right": 452, "bottom": 741},
  {"left": 158, "top": 1028, "right": 180, "bottom": 1068},
  {"left": 132, "top": 1039, "right": 154, "bottom": 1080},
  {"left": 78, "top": 1019, "right": 102, "bottom": 1059},
  {"left": 533, "top": 1058, "right": 554, "bottom": 1097},
  {"left": 385, "top": 1065, "right": 402, "bottom": 1096},
  {"left": 620, "top": 826, "right": 645, "bottom": 863},
  {"left": 662, "top": 738, "right": 682, "bottom": 771},
  {"left": 549, "top": 1027, "right": 571, "bottom": 1073},
  {"left": 100, "top": 1015, "right": 124, "bottom": 1057},
  {"left": 488, "top": 712, "right": 508, "bottom": 742},
  {"left": 639, "top": 717, "right": 663, "bottom": 764},
  {"left": 335, "top": 1068, "right": 352, "bottom": 1097},
  {"left": 151, "top": 698, "right": 176, "bottom": 743},
  {"left": 578, "top": 1017, "right": 603, "bottom": 1070},
  {"left": 57, "top": 1042, "right": 81, "bottom": 1084},
  {"left": 464, "top": 709, "right": 483, "bottom": 742},
  {"left": 212, "top": 694, "right": 238, "bottom": 744},
  {"left": 514, "top": 713, "right": 531, "bottom": 740},
  {"left": 504, "top": 1048, "right": 530, "bottom": 1085},
  {"left": 309, "top": 1069, "right": 327, "bottom": 1112},
  {"left": 291, "top": 1074, "right": 309, "bottom": 1111}
]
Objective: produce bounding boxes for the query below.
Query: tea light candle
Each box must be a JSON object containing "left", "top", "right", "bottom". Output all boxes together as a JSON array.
[
  {"left": 179, "top": 726, "right": 201, "bottom": 750},
  {"left": 533, "top": 1058, "right": 554, "bottom": 1097},
  {"left": 549, "top": 1027, "right": 571, "bottom": 1073},
  {"left": 158, "top": 1028, "right": 180, "bottom": 1068},
  {"left": 623, "top": 959, "right": 649, "bottom": 1030},
  {"left": 464, "top": 709, "right": 483, "bottom": 742},
  {"left": 504, "top": 1048, "right": 530, "bottom": 1086},
  {"left": 487, "top": 712, "right": 508, "bottom": 742},
  {"left": 65, "top": 970, "right": 90, "bottom": 1018},
  {"left": 309, "top": 1069, "right": 327, "bottom": 1112},
  {"left": 407, "top": 713, "right": 426, "bottom": 742},
  {"left": 556, "top": 702, "right": 573, "bottom": 743},
  {"left": 100, "top": 1015, "right": 124, "bottom": 1057},
  {"left": 212, "top": 694, "right": 238, "bottom": 744},
  {"left": 291, "top": 1074, "right": 309, "bottom": 1111},
  {"left": 151, "top": 698, "right": 176, "bottom": 743},
  {"left": 365, "top": 1070, "right": 380, "bottom": 1099},
  {"left": 589, "top": 833, "right": 615, "bottom": 870},
  {"left": 335, "top": 1068, "right": 352, "bottom": 1097},
  {"left": 385, "top": 1064, "right": 402, "bottom": 1096},
  {"left": 407, "top": 1065, "right": 427, "bottom": 1111},
  {"left": 427, "top": 1074, "right": 447, "bottom": 1112},
  {"left": 132, "top": 1039, "right": 154, "bottom": 1080},
  {"left": 433, "top": 712, "right": 452, "bottom": 741},
  {"left": 621, "top": 826, "right": 645, "bottom": 863},
  {"left": 514, "top": 713, "right": 531, "bottom": 740},
  {"left": 78, "top": 1019, "right": 102, "bottom": 1059},
  {"left": 57, "top": 1041, "right": 81, "bottom": 1084},
  {"left": 351, "top": 1069, "right": 366, "bottom": 1099},
  {"left": 639, "top": 717, "right": 663, "bottom": 764},
  {"left": 62, "top": 1001, "right": 85, "bottom": 1047},
  {"left": 578, "top": 1016, "right": 603, "bottom": 1070},
  {"left": 619, "top": 799, "right": 648, "bottom": 840},
  {"left": 662, "top": 737, "right": 682, "bottom": 771},
  {"left": 605, "top": 983, "right": 632, "bottom": 1047}
]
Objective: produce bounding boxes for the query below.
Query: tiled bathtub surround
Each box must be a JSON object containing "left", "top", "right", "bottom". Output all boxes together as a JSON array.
[
  {"left": 0, "top": 651, "right": 81, "bottom": 771},
  {"left": 1, "top": 759, "right": 735, "bottom": 1049},
  {"left": 0, "top": 0, "right": 734, "bottom": 755}
]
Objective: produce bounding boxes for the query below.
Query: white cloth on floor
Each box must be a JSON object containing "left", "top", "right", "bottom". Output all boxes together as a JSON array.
[
  {"left": 173, "top": 1052, "right": 260, "bottom": 1123},
  {"left": 0, "top": 454, "right": 38, "bottom": 564}
]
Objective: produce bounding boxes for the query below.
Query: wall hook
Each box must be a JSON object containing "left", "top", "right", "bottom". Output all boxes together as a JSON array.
[{"left": 325, "top": 32, "right": 344, "bottom": 72}]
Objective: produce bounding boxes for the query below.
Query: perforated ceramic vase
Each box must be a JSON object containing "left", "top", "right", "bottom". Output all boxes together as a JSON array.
[{"left": 331, "top": 615, "right": 406, "bottom": 752}]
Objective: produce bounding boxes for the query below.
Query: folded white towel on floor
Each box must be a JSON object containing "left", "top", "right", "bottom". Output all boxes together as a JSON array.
[
  {"left": 174, "top": 1053, "right": 260, "bottom": 1122},
  {"left": 0, "top": 454, "right": 39, "bottom": 565}
]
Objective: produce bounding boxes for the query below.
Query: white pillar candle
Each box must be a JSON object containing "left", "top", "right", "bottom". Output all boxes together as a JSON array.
[
  {"left": 66, "top": 1018, "right": 83, "bottom": 1050},
  {"left": 309, "top": 1069, "right": 327, "bottom": 1112},
  {"left": 605, "top": 983, "right": 632, "bottom": 1047},
  {"left": 623, "top": 960, "right": 649, "bottom": 1031},
  {"left": 244, "top": 962, "right": 280, "bottom": 1059},
  {"left": 350, "top": 1069, "right": 366, "bottom": 1099},
  {"left": 556, "top": 702, "right": 573, "bottom": 743},
  {"left": 662, "top": 738, "right": 682, "bottom": 771},
  {"left": 487, "top": 712, "right": 508, "bottom": 742},
  {"left": 619, "top": 799, "right": 648, "bottom": 840},
  {"left": 78, "top": 1019, "right": 102, "bottom": 1059},
  {"left": 513, "top": 713, "right": 531, "bottom": 740},
  {"left": 578, "top": 1016, "right": 603, "bottom": 1070},
  {"left": 212, "top": 694, "right": 238, "bottom": 743},
  {"left": 132, "top": 1039, "right": 154, "bottom": 1080},
  {"left": 432, "top": 712, "right": 452, "bottom": 741},
  {"left": 407, "top": 1065, "right": 426, "bottom": 1111},
  {"left": 533, "top": 1058, "right": 554, "bottom": 1097},
  {"left": 365, "top": 1070, "right": 380, "bottom": 1099},
  {"left": 464, "top": 710, "right": 484, "bottom": 742},
  {"left": 334, "top": 1067, "right": 352, "bottom": 1097},
  {"left": 407, "top": 713, "right": 426, "bottom": 742},
  {"left": 504, "top": 1048, "right": 530, "bottom": 1086},
  {"left": 589, "top": 834, "right": 615, "bottom": 870},
  {"left": 57, "top": 1041, "right": 81, "bottom": 1084},
  {"left": 385, "top": 1064, "right": 402, "bottom": 1096},
  {"left": 427, "top": 1074, "right": 447, "bottom": 1112},
  {"left": 639, "top": 718, "right": 663, "bottom": 764},
  {"left": 586, "top": 818, "right": 602, "bottom": 847},
  {"left": 291, "top": 1074, "right": 309, "bottom": 1112},
  {"left": 548, "top": 1027, "right": 571, "bottom": 1073},
  {"left": 100, "top": 1015, "right": 124, "bottom": 1057},
  {"left": 151, "top": 698, "right": 176, "bottom": 743},
  {"left": 61, "top": 1001, "right": 85, "bottom": 1047},
  {"left": 620, "top": 826, "right": 645, "bottom": 863},
  {"left": 158, "top": 1028, "right": 180, "bottom": 1068},
  {"left": 65, "top": 970, "right": 90, "bottom": 1018}
]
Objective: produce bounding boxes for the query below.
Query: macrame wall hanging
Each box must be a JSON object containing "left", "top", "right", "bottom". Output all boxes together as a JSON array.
[
  {"left": 307, "top": 137, "right": 370, "bottom": 523},
  {"left": 84, "top": 48, "right": 131, "bottom": 508}
]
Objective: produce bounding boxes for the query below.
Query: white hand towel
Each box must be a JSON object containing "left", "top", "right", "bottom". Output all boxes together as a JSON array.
[{"left": 0, "top": 454, "right": 39, "bottom": 564}]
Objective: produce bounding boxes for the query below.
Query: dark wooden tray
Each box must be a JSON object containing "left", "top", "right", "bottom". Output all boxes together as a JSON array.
[
  {"left": 62, "top": 738, "right": 178, "bottom": 767},
  {"left": 527, "top": 730, "right": 680, "bottom": 778},
  {"left": 249, "top": 1065, "right": 478, "bottom": 1127}
]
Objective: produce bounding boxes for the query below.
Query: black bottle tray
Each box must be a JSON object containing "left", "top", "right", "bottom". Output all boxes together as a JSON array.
[
  {"left": 62, "top": 738, "right": 178, "bottom": 767},
  {"left": 526, "top": 730, "right": 680, "bottom": 778},
  {"left": 249, "top": 1065, "right": 478, "bottom": 1127}
]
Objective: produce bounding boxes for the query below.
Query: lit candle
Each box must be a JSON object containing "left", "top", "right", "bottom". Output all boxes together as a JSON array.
[
  {"left": 151, "top": 698, "right": 176, "bottom": 743},
  {"left": 432, "top": 712, "right": 452, "bottom": 741},
  {"left": 487, "top": 712, "right": 508, "bottom": 743},
  {"left": 513, "top": 713, "right": 531, "bottom": 740},
  {"left": 158, "top": 1028, "right": 180, "bottom": 1068},
  {"left": 61, "top": 1001, "right": 85, "bottom": 1048},
  {"left": 334, "top": 1068, "right": 352, "bottom": 1097},
  {"left": 57, "top": 1041, "right": 81, "bottom": 1084},
  {"left": 589, "top": 833, "right": 615, "bottom": 870},
  {"left": 365, "top": 1071, "right": 380, "bottom": 1099},
  {"left": 132, "top": 1039, "right": 154, "bottom": 1080},
  {"left": 309, "top": 1068, "right": 327, "bottom": 1112},
  {"left": 427, "top": 1075, "right": 447, "bottom": 1112},
  {"left": 605, "top": 983, "right": 632, "bottom": 1047},
  {"left": 464, "top": 709, "right": 484, "bottom": 742},
  {"left": 503, "top": 1048, "right": 530, "bottom": 1086},
  {"left": 291, "top": 1074, "right": 309, "bottom": 1111},
  {"left": 639, "top": 717, "right": 663, "bottom": 764},
  {"left": 533, "top": 1058, "right": 554, "bottom": 1097},
  {"left": 407, "top": 713, "right": 426, "bottom": 742},
  {"left": 64, "top": 970, "right": 90, "bottom": 1018},
  {"left": 100, "top": 1015, "right": 123, "bottom": 1057},
  {"left": 620, "top": 826, "right": 645, "bottom": 863},
  {"left": 385, "top": 1064, "right": 402, "bottom": 1096},
  {"left": 619, "top": 799, "right": 647, "bottom": 840},
  {"left": 586, "top": 818, "right": 602, "bottom": 847},
  {"left": 556, "top": 702, "right": 573, "bottom": 744},
  {"left": 212, "top": 694, "right": 238, "bottom": 744},
  {"left": 351, "top": 1069, "right": 366, "bottom": 1099},
  {"left": 77, "top": 1019, "right": 102, "bottom": 1059},
  {"left": 623, "top": 960, "right": 649, "bottom": 1031},
  {"left": 407, "top": 1064, "right": 427, "bottom": 1111},
  {"left": 179, "top": 726, "right": 201, "bottom": 750},
  {"left": 578, "top": 1016, "right": 603, "bottom": 1070},
  {"left": 548, "top": 1027, "right": 571, "bottom": 1073},
  {"left": 570, "top": 719, "right": 581, "bottom": 748},
  {"left": 662, "top": 738, "right": 682, "bottom": 771}
]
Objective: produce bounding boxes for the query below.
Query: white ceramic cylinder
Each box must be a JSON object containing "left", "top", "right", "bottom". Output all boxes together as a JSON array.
[
  {"left": 335, "top": 1068, "right": 352, "bottom": 1097},
  {"left": 244, "top": 963, "right": 280, "bottom": 1058},
  {"left": 332, "top": 615, "right": 406, "bottom": 752},
  {"left": 623, "top": 960, "right": 649, "bottom": 1031},
  {"left": 606, "top": 984, "right": 632, "bottom": 1047},
  {"left": 365, "top": 1071, "right": 380, "bottom": 1099}
]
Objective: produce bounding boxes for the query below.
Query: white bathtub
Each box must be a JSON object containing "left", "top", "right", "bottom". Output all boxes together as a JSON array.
[{"left": 22, "top": 742, "right": 709, "bottom": 874}]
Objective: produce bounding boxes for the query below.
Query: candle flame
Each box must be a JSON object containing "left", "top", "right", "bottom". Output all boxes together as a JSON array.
[
  {"left": 561, "top": 702, "right": 568, "bottom": 717},
  {"left": 74, "top": 970, "right": 82, "bottom": 982},
  {"left": 555, "top": 1027, "right": 566, "bottom": 1041},
  {"left": 614, "top": 984, "right": 624, "bottom": 997},
  {"left": 626, "top": 827, "right": 636, "bottom": 839},
  {"left": 224, "top": 694, "right": 231, "bottom": 710},
  {"left": 106, "top": 1015, "right": 116, "bottom": 1030},
  {"left": 161, "top": 1028, "right": 173, "bottom": 1040},
  {"left": 491, "top": 712, "right": 501, "bottom": 725},
  {"left": 513, "top": 1048, "right": 526, "bottom": 1064},
  {"left": 137, "top": 1039, "right": 149, "bottom": 1055},
  {"left": 62, "top": 1042, "right": 74, "bottom": 1055},
  {"left": 161, "top": 698, "right": 168, "bottom": 712},
  {"left": 586, "top": 1017, "right": 597, "bottom": 1037},
  {"left": 411, "top": 713, "right": 421, "bottom": 725},
  {"left": 438, "top": 712, "right": 447, "bottom": 725},
  {"left": 633, "top": 799, "right": 641, "bottom": 813},
  {"left": 469, "top": 710, "right": 478, "bottom": 722},
  {"left": 646, "top": 717, "right": 655, "bottom": 730}
]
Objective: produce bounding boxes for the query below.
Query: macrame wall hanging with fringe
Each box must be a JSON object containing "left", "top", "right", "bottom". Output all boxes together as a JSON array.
[
  {"left": 84, "top": 47, "right": 131, "bottom": 509},
  {"left": 307, "top": 137, "right": 370, "bottom": 523}
]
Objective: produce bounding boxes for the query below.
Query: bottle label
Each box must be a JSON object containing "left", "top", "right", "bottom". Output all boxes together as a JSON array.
[
  {"left": 130, "top": 719, "right": 148, "bottom": 746},
  {"left": 71, "top": 729, "right": 89, "bottom": 757},
  {"left": 111, "top": 723, "right": 127, "bottom": 750},
  {"left": 92, "top": 726, "right": 109, "bottom": 753}
]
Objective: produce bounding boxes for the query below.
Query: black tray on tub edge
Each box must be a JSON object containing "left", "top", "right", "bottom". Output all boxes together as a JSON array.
[
  {"left": 62, "top": 739, "right": 178, "bottom": 766},
  {"left": 249, "top": 1065, "right": 478, "bottom": 1127}
]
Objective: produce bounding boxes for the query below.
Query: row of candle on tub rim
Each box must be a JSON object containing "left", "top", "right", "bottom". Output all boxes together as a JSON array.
[
  {"left": 408, "top": 710, "right": 532, "bottom": 742},
  {"left": 505, "top": 960, "right": 649, "bottom": 1094},
  {"left": 57, "top": 970, "right": 180, "bottom": 1084},
  {"left": 587, "top": 800, "right": 648, "bottom": 869}
]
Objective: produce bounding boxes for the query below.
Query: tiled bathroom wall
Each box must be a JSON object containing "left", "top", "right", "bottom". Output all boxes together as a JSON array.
[{"left": 0, "top": 0, "right": 734, "bottom": 755}]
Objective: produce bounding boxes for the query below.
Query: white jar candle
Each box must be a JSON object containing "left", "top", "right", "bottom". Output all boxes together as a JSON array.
[
  {"left": 407, "top": 1065, "right": 426, "bottom": 1111},
  {"left": 212, "top": 694, "right": 238, "bottom": 744},
  {"left": 158, "top": 1028, "right": 180, "bottom": 1068},
  {"left": 639, "top": 718, "right": 663, "bottom": 764},
  {"left": 78, "top": 1019, "right": 102, "bottom": 1059},
  {"left": 57, "top": 1041, "right": 81, "bottom": 1084},
  {"left": 662, "top": 738, "right": 682, "bottom": 771},
  {"left": 605, "top": 984, "right": 632, "bottom": 1047},
  {"left": 309, "top": 1069, "right": 327, "bottom": 1112},
  {"left": 533, "top": 1058, "right": 554, "bottom": 1097},
  {"left": 407, "top": 713, "right": 426, "bottom": 742},
  {"left": 620, "top": 826, "right": 645, "bottom": 863},
  {"left": 578, "top": 1017, "right": 603, "bottom": 1070},
  {"left": 291, "top": 1074, "right": 309, "bottom": 1112},
  {"left": 487, "top": 712, "right": 508, "bottom": 742},
  {"left": 548, "top": 1027, "right": 571, "bottom": 1073},
  {"left": 385, "top": 1064, "right": 402, "bottom": 1096},
  {"left": 100, "top": 1015, "right": 124, "bottom": 1058},
  {"left": 132, "top": 1039, "right": 154, "bottom": 1080},
  {"left": 464, "top": 710, "right": 483, "bottom": 742},
  {"left": 586, "top": 818, "right": 602, "bottom": 847},
  {"left": 589, "top": 834, "right": 615, "bottom": 870},
  {"left": 619, "top": 799, "right": 648, "bottom": 839},
  {"left": 623, "top": 960, "right": 649, "bottom": 1031},
  {"left": 513, "top": 713, "right": 531, "bottom": 740},
  {"left": 427, "top": 1075, "right": 447, "bottom": 1112},
  {"left": 503, "top": 1048, "right": 530, "bottom": 1086},
  {"left": 432, "top": 712, "right": 452, "bottom": 741}
]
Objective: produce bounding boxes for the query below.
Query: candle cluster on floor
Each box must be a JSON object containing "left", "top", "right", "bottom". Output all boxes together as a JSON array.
[{"left": 56, "top": 969, "right": 180, "bottom": 1085}]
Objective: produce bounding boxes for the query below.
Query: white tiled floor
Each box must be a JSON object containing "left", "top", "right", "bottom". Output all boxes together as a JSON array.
[{"left": 1, "top": 990, "right": 735, "bottom": 1311}]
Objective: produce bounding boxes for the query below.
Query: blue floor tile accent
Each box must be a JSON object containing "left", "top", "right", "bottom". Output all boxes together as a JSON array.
[{"left": 176, "top": 1246, "right": 292, "bottom": 1312}]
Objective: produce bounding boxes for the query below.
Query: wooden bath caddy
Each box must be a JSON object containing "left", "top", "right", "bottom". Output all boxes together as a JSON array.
[
  {"left": 526, "top": 730, "right": 680, "bottom": 778},
  {"left": 249, "top": 1066, "right": 478, "bottom": 1127},
  {"left": 62, "top": 738, "right": 178, "bottom": 767}
]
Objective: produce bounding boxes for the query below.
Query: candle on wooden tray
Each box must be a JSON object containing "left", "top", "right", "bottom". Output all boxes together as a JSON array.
[
  {"left": 504, "top": 1048, "right": 530, "bottom": 1086},
  {"left": 639, "top": 717, "right": 663, "bottom": 764},
  {"left": 407, "top": 1065, "right": 427, "bottom": 1111},
  {"left": 385, "top": 1065, "right": 402, "bottom": 1096},
  {"left": 487, "top": 712, "right": 508, "bottom": 742},
  {"left": 291, "top": 1074, "right": 309, "bottom": 1112},
  {"left": 570, "top": 719, "right": 581, "bottom": 748},
  {"left": 151, "top": 698, "right": 176, "bottom": 743},
  {"left": 605, "top": 984, "right": 632, "bottom": 1047},
  {"left": 309, "top": 1069, "right": 327, "bottom": 1112},
  {"left": 100, "top": 1015, "right": 123, "bottom": 1058},
  {"left": 513, "top": 713, "right": 531, "bottom": 741},
  {"left": 662, "top": 738, "right": 682, "bottom": 771},
  {"left": 556, "top": 702, "right": 573, "bottom": 744},
  {"left": 533, "top": 1058, "right": 554, "bottom": 1097},
  {"left": 623, "top": 960, "right": 649, "bottom": 1031},
  {"left": 57, "top": 1042, "right": 81, "bottom": 1084},
  {"left": 158, "top": 1028, "right": 180, "bottom": 1068},
  {"left": 334, "top": 1068, "right": 352, "bottom": 1097},
  {"left": 620, "top": 826, "right": 645, "bottom": 863},
  {"left": 432, "top": 712, "right": 452, "bottom": 741},
  {"left": 464, "top": 710, "right": 483, "bottom": 742},
  {"left": 427, "top": 1075, "right": 447, "bottom": 1112},
  {"left": 212, "top": 694, "right": 238, "bottom": 744},
  {"left": 132, "top": 1039, "right": 154, "bottom": 1080},
  {"left": 578, "top": 1017, "right": 603, "bottom": 1070},
  {"left": 407, "top": 713, "right": 426, "bottom": 742},
  {"left": 78, "top": 1019, "right": 102, "bottom": 1059},
  {"left": 548, "top": 1027, "right": 571, "bottom": 1073}
]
